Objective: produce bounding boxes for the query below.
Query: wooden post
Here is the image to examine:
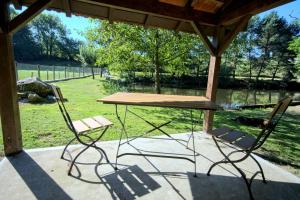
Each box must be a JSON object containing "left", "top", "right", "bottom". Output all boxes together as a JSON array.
[
  {"left": 64, "top": 66, "right": 67, "bottom": 79},
  {"left": 15, "top": 62, "right": 19, "bottom": 81},
  {"left": 203, "top": 55, "right": 222, "bottom": 133},
  {"left": 47, "top": 69, "right": 49, "bottom": 80},
  {"left": 0, "top": 1, "right": 23, "bottom": 155},
  {"left": 53, "top": 66, "right": 55, "bottom": 80}
]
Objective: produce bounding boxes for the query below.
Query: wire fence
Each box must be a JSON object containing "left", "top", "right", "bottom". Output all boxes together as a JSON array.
[{"left": 16, "top": 62, "right": 102, "bottom": 81}]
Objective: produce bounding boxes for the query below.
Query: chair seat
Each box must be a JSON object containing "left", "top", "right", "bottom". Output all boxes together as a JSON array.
[
  {"left": 211, "top": 127, "right": 256, "bottom": 150},
  {"left": 72, "top": 116, "right": 113, "bottom": 133}
]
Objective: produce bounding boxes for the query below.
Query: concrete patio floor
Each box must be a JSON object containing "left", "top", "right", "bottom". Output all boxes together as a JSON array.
[{"left": 0, "top": 133, "right": 299, "bottom": 200}]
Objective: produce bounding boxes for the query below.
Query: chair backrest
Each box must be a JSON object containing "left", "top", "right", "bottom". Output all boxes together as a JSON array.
[
  {"left": 52, "top": 85, "right": 75, "bottom": 133},
  {"left": 253, "top": 97, "right": 293, "bottom": 150}
]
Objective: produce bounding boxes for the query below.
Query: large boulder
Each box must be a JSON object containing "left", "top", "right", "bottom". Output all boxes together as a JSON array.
[{"left": 17, "top": 77, "right": 53, "bottom": 97}]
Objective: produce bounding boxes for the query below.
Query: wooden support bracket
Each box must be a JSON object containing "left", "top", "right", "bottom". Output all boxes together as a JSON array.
[
  {"left": 8, "top": 0, "right": 53, "bottom": 34},
  {"left": 217, "top": 15, "right": 251, "bottom": 55},
  {"left": 191, "top": 21, "right": 216, "bottom": 56}
]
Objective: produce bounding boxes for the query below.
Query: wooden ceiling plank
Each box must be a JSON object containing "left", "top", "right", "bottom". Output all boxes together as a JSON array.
[
  {"left": 220, "top": 0, "right": 294, "bottom": 25},
  {"left": 8, "top": 0, "right": 53, "bottom": 34},
  {"left": 217, "top": 15, "right": 251, "bottom": 55},
  {"left": 191, "top": 21, "right": 216, "bottom": 55},
  {"left": 80, "top": 0, "right": 217, "bottom": 26}
]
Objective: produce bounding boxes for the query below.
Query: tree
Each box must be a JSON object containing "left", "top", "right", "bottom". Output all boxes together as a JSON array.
[
  {"left": 85, "top": 21, "right": 198, "bottom": 93},
  {"left": 31, "top": 14, "right": 79, "bottom": 60},
  {"left": 11, "top": 9, "right": 41, "bottom": 62},
  {"left": 79, "top": 45, "right": 97, "bottom": 79}
]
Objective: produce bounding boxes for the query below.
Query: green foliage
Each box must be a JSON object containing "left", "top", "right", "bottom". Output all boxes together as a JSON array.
[
  {"left": 11, "top": 8, "right": 81, "bottom": 63},
  {"left": 79, "top": 45, "right": 97, "bottom": 67}
]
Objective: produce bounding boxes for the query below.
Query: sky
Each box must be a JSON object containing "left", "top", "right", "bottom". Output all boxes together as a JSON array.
[{"left": 23, "top": 0, "right": 300, "bottom": 41}]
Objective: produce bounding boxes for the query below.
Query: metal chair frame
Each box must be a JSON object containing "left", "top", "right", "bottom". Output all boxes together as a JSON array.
[
  {"left": 207, "top": 97, "right": 293, "bottom": 200},
  {"left": 52, "top": 86, "right": 111, "bottom": 175}
]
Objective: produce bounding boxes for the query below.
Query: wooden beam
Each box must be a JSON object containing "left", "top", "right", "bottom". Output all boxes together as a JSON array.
[
  {"left": 0, "top": 1, "right": 23, "bottom": 155},
  {"left": 63, "top": 0, "right": 72, "bottom": 17},
  {"left": 203, "top": 55, "right": 222, "bottom": 133},
  {"left": 217, "top": 15, "right": 251, "bottom": 55},
  {"left": 203, "top": 28, "right": 224, "bottom": 133},
  {"left": 8, "top": 0, "right": 53, "bottom": 34},
  {"left": 219, "top": 0, "right": 293, "bottom": 25},
  {"left": 191, "top": 21, "right": 216, "bottom": 55},
  {"left": 83, "top": 0, "right": 218, "bottom": 26}
]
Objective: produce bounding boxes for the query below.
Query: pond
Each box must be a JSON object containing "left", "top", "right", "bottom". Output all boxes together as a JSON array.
[{"left": 127, "top": 84, "right": 300, "bottom": 106}]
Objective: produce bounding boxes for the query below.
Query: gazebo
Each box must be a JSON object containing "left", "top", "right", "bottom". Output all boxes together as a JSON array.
[{"left": 0, "top": 0, "right": 294, "bottom": 156}]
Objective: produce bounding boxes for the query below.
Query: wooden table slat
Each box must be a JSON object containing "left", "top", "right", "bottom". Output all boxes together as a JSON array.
[{"left": 98, "top": 92, "right": 221, "bottom": 110}]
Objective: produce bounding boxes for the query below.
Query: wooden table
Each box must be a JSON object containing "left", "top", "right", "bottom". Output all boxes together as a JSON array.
[
  {"left": 98, "top": 92, "right": 222, "bottom": 175},
  {"left": 99, "top": 92, "right": 221, "bottom": 110}
]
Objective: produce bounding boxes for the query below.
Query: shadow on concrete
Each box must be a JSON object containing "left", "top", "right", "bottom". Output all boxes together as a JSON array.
[
  {"left": 8, "top": 151, "right": 72, "bottom": 200},
  {"left": 102, "top": 165, "right": 161, "bottom": 200},
  {"left": 187, "top": 172, "right": 300, "bottom": 200},
  {"left": 65, "top": 147, "right": 161, "bottom": 200}
]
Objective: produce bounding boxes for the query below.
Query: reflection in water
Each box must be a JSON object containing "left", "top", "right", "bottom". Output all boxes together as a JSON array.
[{"left": 128, "top": 84, "right": 300, "bottom": 105}]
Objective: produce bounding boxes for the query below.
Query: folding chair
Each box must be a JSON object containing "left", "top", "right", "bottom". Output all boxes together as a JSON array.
[
  {"left": 207, "top": 97, "right": 293, "bottom": 200},
  {"left": 52, "top": 85, "right": 113, "bottom": 175}
]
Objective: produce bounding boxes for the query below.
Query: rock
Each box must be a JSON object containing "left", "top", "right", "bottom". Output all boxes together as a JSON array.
[
  {"left": 28, "top": 93, "right": 45, "bottom": 103},
  {"left": 17, "top": 92, "right": 28, "bottom": 99},
  {"left": 17, "top": 77, "right": 53, "bottom": 97}
]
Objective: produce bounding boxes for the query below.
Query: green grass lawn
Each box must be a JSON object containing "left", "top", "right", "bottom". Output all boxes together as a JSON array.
[{"left": 0, "top": 77, "right": 300, "bottom": 175}]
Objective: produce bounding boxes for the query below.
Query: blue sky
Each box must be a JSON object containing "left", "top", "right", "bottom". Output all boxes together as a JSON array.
[{"left": 27, "top": 0, "right": 300, "bottom": 41}]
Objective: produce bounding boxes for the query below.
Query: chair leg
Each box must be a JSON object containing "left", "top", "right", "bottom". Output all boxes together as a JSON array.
[
  {"left": 250, "top": 154, "right": 267, "bottom": 184},
  {"left": 207, "top": 160, "right": 230, "bottom": 176},
  {"left": 68, "top": 145, "right": 90, "bottom": 175},
  {"left": 61, "top": 137, "right": 77, "bottom": 159}
]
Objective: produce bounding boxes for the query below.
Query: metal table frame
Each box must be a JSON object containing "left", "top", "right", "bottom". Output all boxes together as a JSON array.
[{"left": 114, "top": 104, "right": 202, "bottom": 177}]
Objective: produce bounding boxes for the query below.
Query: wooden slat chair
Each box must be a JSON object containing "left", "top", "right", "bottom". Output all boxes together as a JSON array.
[
  {"left": 52, "top": 85, "right": 113, "bottom": 175},
  {"left": 207, "top": 97, "right": 293, "bottom": 200}
]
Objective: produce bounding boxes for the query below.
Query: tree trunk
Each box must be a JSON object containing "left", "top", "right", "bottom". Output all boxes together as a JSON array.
[
  {"left": 271, "top": 60, "right": 281, "bottom": 81},
  {"left": 91, "top": 66, "right": 95, "bottom": 79},
  {"left": 154, "top": 31, "right": 161, "bottom": 94}
]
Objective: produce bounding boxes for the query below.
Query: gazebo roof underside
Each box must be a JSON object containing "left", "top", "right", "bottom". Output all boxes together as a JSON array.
[{"left": 19, "top": 0, "right": 293, "bottom": 36}]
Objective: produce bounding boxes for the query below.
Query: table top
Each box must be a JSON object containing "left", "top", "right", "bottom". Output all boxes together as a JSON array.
[{"left": 98, "top": 92, "right": 221, "bottom": 110}]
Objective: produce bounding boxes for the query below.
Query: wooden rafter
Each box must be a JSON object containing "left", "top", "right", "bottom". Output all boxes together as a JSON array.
[
  {"left": 83, "top": 0, "right": 217, "bottom": 26},
  {"left": 219, "top": 0, "right": 293, "bottom": 25},
  {"left": 8, "top": 0, "right": 53, "bottom": 34},
  {"left": 217, "top": 15, "right": 251, "bottom": 55},
  {"left": 63, "top": 0, "right": 72, "bottom": 17},
  {"left": 191, "top": 21, "right": 216, "bottom": 55}
]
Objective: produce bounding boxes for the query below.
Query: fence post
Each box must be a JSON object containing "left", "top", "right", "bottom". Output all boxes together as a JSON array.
[
  {"left": 15, "top": 62, "right": 19, "bottom": 81},
  {"left": 31, "top": 72, "right": 34, "bottom": 78},
  {"left": 53, "top": 66, "right": 55, "bottom": 80},
  {"left": 47, "top": 69, "right": 49, "bottom": 80},
  {"left": 79, "top": 67, "right": 81, "bottom": 77},
  {"left": 83, "top": 67, "right": 85, "bottom": 76},
  {"left": 58, "top": 70, "right": 60, "bottom": 79},
  {"left": 37, "top": 65, "right": 41, "bottom": 79},
  {"left": 64, "top": 66, "right": 67, "bottom": 79},
  {"left": 73, "top": 67, "right": 75, "bottom": 78}
]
